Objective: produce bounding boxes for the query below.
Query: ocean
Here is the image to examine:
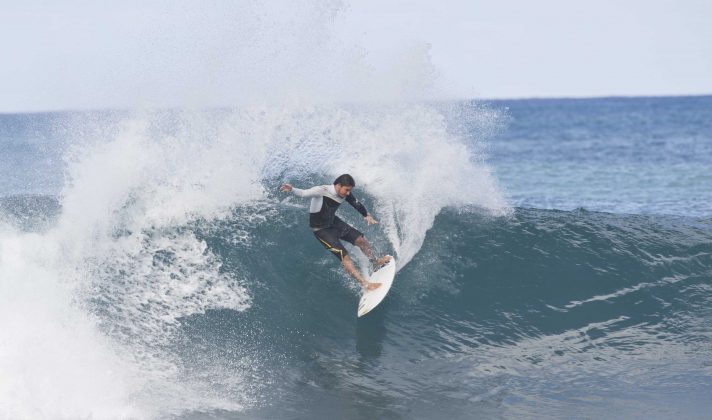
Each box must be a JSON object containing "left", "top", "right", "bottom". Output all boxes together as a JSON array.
[{"left": 1, "top": 96, "right": 711, "bottom": 419}]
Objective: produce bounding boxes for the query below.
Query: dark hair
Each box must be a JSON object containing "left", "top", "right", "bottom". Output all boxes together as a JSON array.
[{"left": 333, "top": 174, "right": 355, "bottom": 187}]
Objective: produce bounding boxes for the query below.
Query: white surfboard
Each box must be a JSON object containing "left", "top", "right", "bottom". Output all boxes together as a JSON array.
[{"left": 357, "top": 256, "right": 396, "bottom": 317}]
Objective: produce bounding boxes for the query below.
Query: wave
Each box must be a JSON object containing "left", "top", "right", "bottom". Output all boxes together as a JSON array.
[
  {"left": 0, "top": 101, "right": 507, "bottom": 418},
  {"left": 214, "top": 204, "right": 712, "bottom": 344},
  {"left": 1, "top": 104, "right": 709, "bottom": 418},
  {"left": 3, "top": 184, "right": 711, "bottom": 417},
  {"left": 208, "top": 205, "right": 712, "bottom": 418}
]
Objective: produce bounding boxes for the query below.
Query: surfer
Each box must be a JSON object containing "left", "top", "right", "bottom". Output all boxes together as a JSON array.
[{"left": 281, "top": 174, "right": 391, "bottom": 291}]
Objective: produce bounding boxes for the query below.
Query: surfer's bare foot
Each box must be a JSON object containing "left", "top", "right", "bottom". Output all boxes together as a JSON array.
[
  {"left": 377, "top": 255, "right": 392, "bottom": 265},
  {"left": 363, "top": 282, "right": 382, "bottom": 291},
  {"left": 372, "top": 255, "right": 392, "bottom": 271}
]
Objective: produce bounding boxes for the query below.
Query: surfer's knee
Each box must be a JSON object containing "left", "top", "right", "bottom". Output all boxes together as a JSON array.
[{"left": 354, "top": 235, "right": 367, "bottom": 247}]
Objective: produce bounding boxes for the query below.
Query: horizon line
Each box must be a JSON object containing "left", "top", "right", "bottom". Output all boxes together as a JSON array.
[{"left": 2, "top": 92, "right": 711, "bottom": 115}]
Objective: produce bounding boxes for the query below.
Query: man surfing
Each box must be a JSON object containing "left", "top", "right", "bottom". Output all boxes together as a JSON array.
[{"left": 281, "top": 174, "right": 391, "bottom": 291}]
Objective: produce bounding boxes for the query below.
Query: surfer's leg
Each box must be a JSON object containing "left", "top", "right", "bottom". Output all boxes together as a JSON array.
[
  {"left": 326, "top": 221, "right": 381, "bottom": 290},
  {"left": 353, "top": 235, "right": 391, "bottom": 269},
  {"left": 342, "top": 255, "right": 380, "bottom": 291},
  {"left": 353, "top": 235, "right": 374, "bottom": 260},
  {"left": 354, "top": 236, "right": 391, "bottom": 271},
  {"left": 336, "top": 221, "right": 377, "bottom": 263}
]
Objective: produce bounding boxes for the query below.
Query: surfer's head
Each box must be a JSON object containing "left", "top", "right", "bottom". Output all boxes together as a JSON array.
[{"left": 334, "top": 174, "right": 355, "bottom": 197}]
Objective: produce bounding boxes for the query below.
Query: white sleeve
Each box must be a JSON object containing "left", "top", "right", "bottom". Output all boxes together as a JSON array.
[{"left": 292, "top": 185, "right": 325, "bottom": 198}]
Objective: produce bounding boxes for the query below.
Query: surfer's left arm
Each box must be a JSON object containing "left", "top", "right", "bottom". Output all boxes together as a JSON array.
[
  {"left": 346, "top": 194, "right": 378, "bottom": 225},
  {"left": 281, "top": 184, "right": 322, "bottom": 198}
]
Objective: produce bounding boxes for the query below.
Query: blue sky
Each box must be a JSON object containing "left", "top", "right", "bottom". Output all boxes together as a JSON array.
[{"left": 1, "top": 0, "right": 711, "bottom": 112}]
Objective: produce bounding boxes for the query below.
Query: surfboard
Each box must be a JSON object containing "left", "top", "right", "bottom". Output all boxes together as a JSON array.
[{"left": 357, "top": 256, "right": 396, "bottom": 317}]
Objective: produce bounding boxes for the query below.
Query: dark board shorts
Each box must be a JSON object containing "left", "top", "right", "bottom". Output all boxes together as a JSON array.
[{"left": 313, "top": 217, "right": 363, "bottom": 261}]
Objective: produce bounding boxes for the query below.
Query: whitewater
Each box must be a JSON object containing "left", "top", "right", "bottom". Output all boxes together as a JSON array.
[{"left": 0, "top": 102, "right": 508, "bottom": 418}]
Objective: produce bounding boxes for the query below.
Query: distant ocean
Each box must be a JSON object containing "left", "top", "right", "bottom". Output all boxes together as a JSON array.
[{"left": 1, "top": 96, "right": 711, "bottom": 419}]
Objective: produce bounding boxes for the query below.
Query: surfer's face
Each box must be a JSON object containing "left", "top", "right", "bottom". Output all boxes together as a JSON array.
[{"left": 335, "top": 184, "right": 353, "bottom": 197}]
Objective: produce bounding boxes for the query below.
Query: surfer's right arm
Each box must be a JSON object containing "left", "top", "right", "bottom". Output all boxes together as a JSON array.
[{"left": 281, "top": 184, "right": 322, "bottom": 197}]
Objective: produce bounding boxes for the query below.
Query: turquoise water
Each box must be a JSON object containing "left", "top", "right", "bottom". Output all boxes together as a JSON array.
[{"left": 1, "top": 97, "right": 711, "bottom": 419}]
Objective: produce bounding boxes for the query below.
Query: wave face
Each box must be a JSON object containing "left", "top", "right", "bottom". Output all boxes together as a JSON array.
[
  {"left": 200, "top": 205, "right": 712, "bottom": 418},
  {"left": 0, "top": 102, "right": 507, "bottom": 418},
  {"left": 180, "top": 205, "right": 712, "bottom": 420}
]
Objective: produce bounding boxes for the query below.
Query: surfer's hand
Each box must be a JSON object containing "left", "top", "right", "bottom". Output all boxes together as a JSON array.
[
  {"left": 365, "top": 214, "right": 378, "bottom": 225},
  {"left": 280, "top": 184, "right": 293, "bottom": 192},
  {"left": 364, "top": 282, "right": 382, "bottom": 291}
]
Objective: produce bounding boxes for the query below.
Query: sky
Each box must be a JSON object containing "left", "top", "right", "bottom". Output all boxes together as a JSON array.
[{"left": 1, "top": 0, "right": 711, "bottom": 112}]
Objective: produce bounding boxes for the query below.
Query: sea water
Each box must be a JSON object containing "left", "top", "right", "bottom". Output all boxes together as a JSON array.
[{"left": 1, "top": 96, "right": 710, "bottom": 419}]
